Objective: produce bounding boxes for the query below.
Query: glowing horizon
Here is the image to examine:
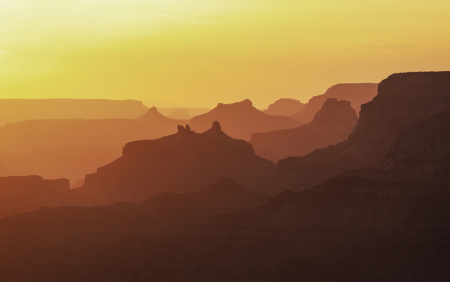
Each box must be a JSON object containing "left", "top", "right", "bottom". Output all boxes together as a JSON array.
[{"left": 1, "top": 0, "right": 449, "bottom": 108}]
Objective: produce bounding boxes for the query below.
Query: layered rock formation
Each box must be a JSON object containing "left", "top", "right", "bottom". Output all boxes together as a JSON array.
[
  {"left": 292, "top": 83, "right": 378, "bottom": 124},
  {"left": 190, "top": 99, "right": 299, "bottom": 140},
  {"left": 76, "top": 121, "right": 277, "bottom": 205},
  {"left": 251, "top": 98, "right": 357, "bottom": 162},
  {"left": 263, "top": 98, "right": 304, "bottom": 116},
  {"left": 0, "top": 107, "right": 187, "bottom": 182},
  {"left": 0, "top": 175, "right": 70, "bottom": 218},
  {"left": 375, "top": 108, "right": 450, "bottom": 181},
  {"left": 1, "top": 104, "right": 450, "bottom": 282},
  {"left": 279, "top": 72, "right": 450, "bottom": 190},
  {"left": 0, "top": 99, "right": 148, "bottom": 126}
]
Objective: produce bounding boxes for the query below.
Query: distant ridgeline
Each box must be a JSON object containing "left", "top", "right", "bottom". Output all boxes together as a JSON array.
[{"left": 0, "top": 99, "right": 149, "bottom": 126}]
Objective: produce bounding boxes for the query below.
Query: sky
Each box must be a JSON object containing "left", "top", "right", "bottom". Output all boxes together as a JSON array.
[{"left": 0, "top": 0, "right": 449, "bottom": 108}]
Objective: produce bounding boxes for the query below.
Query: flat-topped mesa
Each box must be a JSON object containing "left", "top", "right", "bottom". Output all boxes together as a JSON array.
[
  {"left": 0, "top": 175, "right": 70, "bottom": 194},
  {"left": 347, "top": 72, "right": 450, "bottom": 147},
  {"left": 278, "top": 71, "right": 450, "bottom": 190},
  {"left": 81, "top": 121, "right": 276, "bottom": 205},
  {"left": 0, "top": 175, "right": 70, "bottom": 218}
]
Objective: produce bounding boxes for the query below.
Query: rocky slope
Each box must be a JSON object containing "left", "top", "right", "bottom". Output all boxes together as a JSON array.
[
  {"left": 0, "top": 107, "right": 187, "bottom": 182},
  {"left": 0, "top": 175, "right": 70, "bottom": 218},
  {"left": 251, "top": 98, "right": 357, "bottom": 162},
  {"left": 190, "top": 99, "right": 299, "bottom": 140},
  {"left": 292, "top": 83, "right": 378, "bottom": 124},
  {"left": 0, "top": 104, "right": 449, "bottom": 282},
  {"left": 263, "top": 98, "right": 304, "bottom": 116},
  {"left": 75, "top": 121, "right": 277, "bottom": 205},
  {"left": 279, "top": 72, "right": 450, "bottom": 190}
]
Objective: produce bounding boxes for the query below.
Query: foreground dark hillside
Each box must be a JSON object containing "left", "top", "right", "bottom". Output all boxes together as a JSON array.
[{"left": 0, "top": 90, "right": 449, "bottom": 281}]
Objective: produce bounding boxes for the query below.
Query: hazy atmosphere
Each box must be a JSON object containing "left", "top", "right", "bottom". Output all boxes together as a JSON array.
[
  {"left": 1, "top": 1, "right": 450, "bottom": 281},
  {"left": 1, "top": 0, "right": 450, "bottom": 107}
]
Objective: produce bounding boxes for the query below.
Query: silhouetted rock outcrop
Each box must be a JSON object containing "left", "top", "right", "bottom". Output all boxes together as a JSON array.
[
  {"left": 0, "top": 99, "right": 148, "bottom": 126},
  {"left": 263, "top": 98, "right": 304, "bottom": 116},
  {"left": 279, "top": 72, "right": 450, "bottom": 190},
  {"left": 251, "top": 98, "right": 357, "bottom": 162},
  {"left": 0, "top": 107, "right": 187, "bottom": 182},
  {"left": 190, "top": 99, "right": 299, "bottom": 140},
  {"left": 1, "top": 106, "right": 450, "bottom": 282},
  {"left": 0, "top": 175, "right": 70, "bottom": 218},
  {"left": 292, "top": 83, "right": 378, "bottom": 124},
  {"left": 76, "top": 121, "right": 277, "bottom": 205}
]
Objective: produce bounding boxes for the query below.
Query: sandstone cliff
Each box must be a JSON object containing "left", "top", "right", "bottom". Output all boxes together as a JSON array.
[{"left": 279, "top": 72, "right": 450, "bottom": 190}]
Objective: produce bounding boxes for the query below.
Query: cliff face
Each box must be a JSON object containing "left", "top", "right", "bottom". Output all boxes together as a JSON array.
[
  {"left": 263, "top": 98, "right": 305, "bottom": 116},
  {"left": 0, "top": 107, "right": 187, "bottom": 182},
  {"left": 375, "top": 108, "right": 450, "bottom": 181},
  {"left": 77, "top": 122, "right": 277, "bottom": 205},
  {"left": 0, "top": 175, "right": 70, "bottom": 218},
  {"left": 279, "top": 72, "right": 450, "bottom": 190},
  {"left": 292, "top": 83, "right": 378, "bottom": 125},
  {"left": 190, "top": 99, "right": 299, "bottom": 141},
  {"left": 251, "top": 98, "right": 357, "bottom": 162}
]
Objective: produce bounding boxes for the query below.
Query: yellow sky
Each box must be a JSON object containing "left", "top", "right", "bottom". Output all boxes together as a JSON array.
[{"left": 1, "top": 0, "right": 449, "bottom": 108}]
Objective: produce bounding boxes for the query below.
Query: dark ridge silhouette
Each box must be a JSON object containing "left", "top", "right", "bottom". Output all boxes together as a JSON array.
[
  {"left": 190, "top": 99, "right": 299, "bottom": 140},
  {"left": 0, "top": 106, "right": 449, "bottom": 281},
  {"left": 145, "top": 177, "right": 268, "bottom": 210},
  {"left": 168, "top": 109, "right": 191, "bottom": 119},
  {"left": 279, "top": 72, "right": 450, "bottom": 190},
  {"left": 75, "top": 121, "right": 277, "bottom": 205},
  {"left": 292, "top": 83, "right": 378, "bottom": 125},
  {"left": 0, "top": 99, "right": 148, "bottom": 126},
  {"left": 251, "top": 98, "right": 357, "bottom": 162},
  {"left": 263, "top": 98, "right": 304, "bottom": 116},
  {"left": 0, "top": 175, "right": 70, "bottom": 219},
  {"left": 0, "top": 107, "right": 188, "bottom": 182}
]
